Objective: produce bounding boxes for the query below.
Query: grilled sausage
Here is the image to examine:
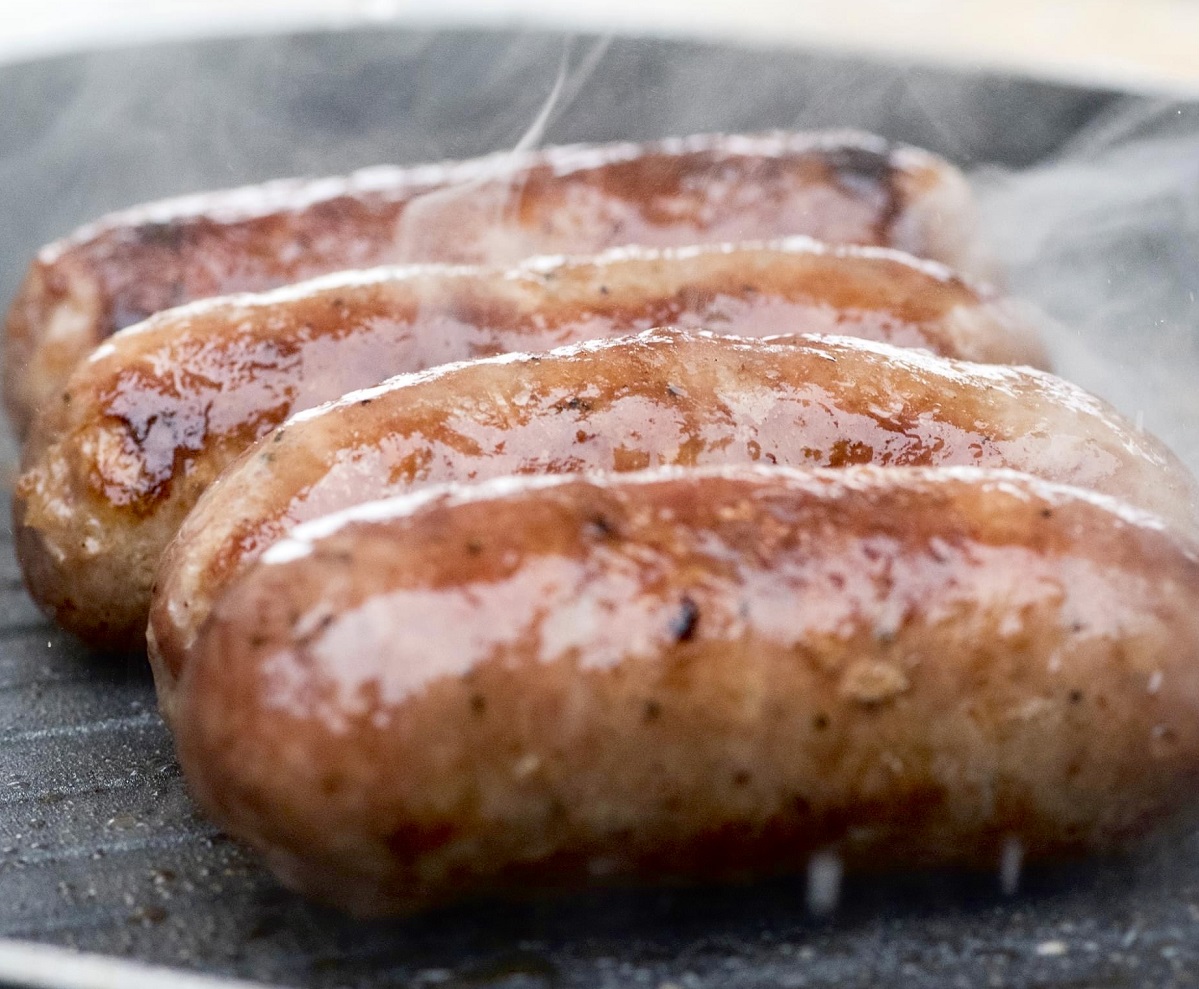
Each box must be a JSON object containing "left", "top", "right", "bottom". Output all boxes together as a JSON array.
[
  {"left": 14, "top": 240, "right": 1050, "bottom": 656},
  {"left": 141, "top": 329, "right": 1199, "bottom": 709},
  {"left": 4, "top": 131, "right": 985, "bottom": 435},
  {"left": 173, "top": 465, "right": 1199, "bottom": 915},
  {"left": 24, "top": 238, "right": 1049, "bottom": 473}
]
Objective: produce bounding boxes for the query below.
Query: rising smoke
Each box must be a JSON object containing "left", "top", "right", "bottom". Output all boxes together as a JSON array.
[{"left": 975, "top": 99, "right": 1199, "bottom": 466}]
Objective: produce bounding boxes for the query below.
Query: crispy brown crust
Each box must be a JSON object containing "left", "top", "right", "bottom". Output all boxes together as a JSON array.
[
  {"left": 3, "top": 132, "right": 983, "bottom": 435},
  {"left": 143, "top": 330, "right": 1198, "bottom": 707},
  {"left": 13, "top": 242, "right": 1048, "bottom": 654},
  {"left": 23, "top": 241, "right": 1048, "bottom": 504},
  {"left": 173, "top": 466, "right": 1199, "bottom": 915}
]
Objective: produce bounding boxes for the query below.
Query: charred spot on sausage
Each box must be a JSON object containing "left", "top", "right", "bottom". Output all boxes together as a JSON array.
[
  {"left": 822, "top": 144, "right": 902, "bottom": 238},
  {"left": 133, "top": 221, "right": 187, "bottom": 250},
  {"left": 670, "top": 595, "right": 700, "bottom": 643},
  {"left": 586, "top": 514, "right": 617, "bottom": 540}
]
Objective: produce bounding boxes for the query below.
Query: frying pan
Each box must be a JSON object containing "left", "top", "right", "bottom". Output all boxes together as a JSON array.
[{"left": 1, "top": 26, "right": 1198, "bottom": 989}]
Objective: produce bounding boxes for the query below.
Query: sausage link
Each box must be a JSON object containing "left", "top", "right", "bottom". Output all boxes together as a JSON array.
[
  {"left": 14, "top": 241, "right": 1049, "bottom": 655},
  {"left": 4, "top": 131, "right": 983, "bottom": 435},
  {"left": 140, "top": 329, "right": 1198, "bottom": 710},
  {"left": 174, "top": 466, "right": 1199, "bottom": 915}
]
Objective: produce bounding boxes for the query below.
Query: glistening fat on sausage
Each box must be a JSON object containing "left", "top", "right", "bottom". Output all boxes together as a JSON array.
[
  {"left": 142, "top": 329, "right": 1199, "bottom": 712},
  {"left": 173, "top": 466, "right": 1199, "bottom": 915},
  {"left": 14, "top": 243, "right": 1050, "bottom": 654},
  {"left": 23, "top": 238, "right": 1048, "bottom": 471},
  {"left": 4, "top": 131, "right": 985, "bottom": 435}
]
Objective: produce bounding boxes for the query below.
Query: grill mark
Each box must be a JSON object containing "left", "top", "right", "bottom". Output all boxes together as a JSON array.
[
  {"left": 823, "top": 143, "right": 903, "bottom": 242},
  {"left": 0, "top": 777, "right": 149, "bottom": 808},
  {"left": 0, "top": 670, "right": 110, "bottom": 693},
  {"left": 0, "top": 828, "right": 221, "bottom": 870}
]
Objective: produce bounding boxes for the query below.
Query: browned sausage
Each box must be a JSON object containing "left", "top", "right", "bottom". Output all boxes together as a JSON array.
[
  {"left": 4, "top": 131, "right": 984, "bottom": 435},
  {"left": 25, "top": 238, "right": 1048, "bottom": 471},
  {"left": 141, "top": 329, "right": 1199, "bottom": 713},
  {"left": 173, "top": 465, "right": 1199, "bottom": 915},
  {"left": 14, "top": 240, "right": 1049, "bottom": 656}
]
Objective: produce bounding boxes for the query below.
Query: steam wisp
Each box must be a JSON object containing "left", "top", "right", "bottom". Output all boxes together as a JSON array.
[{"left": 974, "top": 98, "right": 1199, "bottom": 468}]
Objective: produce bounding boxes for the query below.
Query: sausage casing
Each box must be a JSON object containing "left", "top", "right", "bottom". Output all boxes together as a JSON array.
[
  {"left": 174, "top": 466, "right": 1199, "bottom": 915},
  {"left": 4, "top": 131, "right": 982, "bottom": 434},
  {"left": 143, "top": 329, "right": 1199, "bottom": 706},
  {"left": 14, "top": 241, "right": 1049, "bottom": 654}
]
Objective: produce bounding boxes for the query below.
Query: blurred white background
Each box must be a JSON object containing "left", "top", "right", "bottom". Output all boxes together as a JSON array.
[{"left": 1, "top": 0, "right": 1198, "bottom": 88}]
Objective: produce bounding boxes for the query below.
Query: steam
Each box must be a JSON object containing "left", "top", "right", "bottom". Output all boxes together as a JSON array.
[
  {"left": 390, "top": 34, "right": 613, "bottom": 260},
  {"left": 385, "top": 60, "right": 1199, "bottom": 474},
  {"left": 513, "top": 35, "right": 616, "bottom": 156},
  {"left": 973, "top": 98, "right": 1199, "bottom": 468},
  {"left": 806, "top": 850, "right": 843, "bottom": 916},
  {"left": 999, "top": 836, "right": 1023, "bottom": 896}
]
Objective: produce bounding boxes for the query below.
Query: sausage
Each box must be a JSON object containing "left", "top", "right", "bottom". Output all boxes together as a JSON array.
[
  {"left": 3, "top": 131, "right": 985, "bottom": 435},
  {"left": 140, "top": 329, "right": 1199, "bottom": 709},
  {"left": 21, "top": 238, "right": 1050, "bottom": 470},
  {"left": 24, "top": 237, "right": 1048, "bottom": 469},
  {"left": 14, "top": 240, "right": 1050, "bottom": 655},
  {"left": 172, "top": 465, "right": 1199, "bottom": 915}
]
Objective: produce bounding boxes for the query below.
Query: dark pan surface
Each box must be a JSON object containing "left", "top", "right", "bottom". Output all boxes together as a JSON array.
[{"left": 2, "top": 27, "right": 1199, "bottom": 989}]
